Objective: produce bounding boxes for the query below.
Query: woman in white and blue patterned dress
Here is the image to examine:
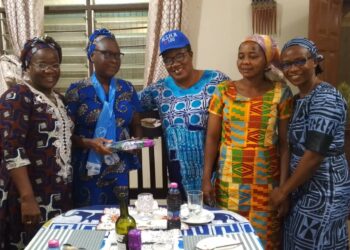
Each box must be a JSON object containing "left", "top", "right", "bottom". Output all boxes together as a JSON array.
[
  {"left": 139, "top": 30, "right": 229, "bottom": 199},
  {"left": 270, "top": 37, "right": 350, "bottom": 249}
]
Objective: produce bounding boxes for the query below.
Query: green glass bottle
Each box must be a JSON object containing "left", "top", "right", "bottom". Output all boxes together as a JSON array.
[{"left": 115, "top": 192, "right": 136, "bottom": 250}]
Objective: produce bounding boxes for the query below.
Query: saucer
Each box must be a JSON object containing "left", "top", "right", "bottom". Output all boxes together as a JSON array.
[
  {"left": 196, "top": 236, "right": 242, "bottom": 250},
  {"left": 181, "top": 209, "right": 215, "bottom": 225}
]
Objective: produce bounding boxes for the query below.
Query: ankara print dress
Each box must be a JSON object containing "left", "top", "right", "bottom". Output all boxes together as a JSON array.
[
  {"left": 65, "top": 77, "right": 141, "bottom": 207},
  {"left": 139, "top": 70, "right": 229, "bottom": 199},
  {"left": 284, "top": 82, "right": 350, "bottom": 250},
  {"left": 0, "top": 83, "right": 73, "bottom": 250},
  {"left": 209, "top": 81, "right": 292, "bottom": 249}
]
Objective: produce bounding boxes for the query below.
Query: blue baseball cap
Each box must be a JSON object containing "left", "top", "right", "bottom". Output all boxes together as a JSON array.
[{"left": 159, "top": 30, "right": 190, "bottom": 55}]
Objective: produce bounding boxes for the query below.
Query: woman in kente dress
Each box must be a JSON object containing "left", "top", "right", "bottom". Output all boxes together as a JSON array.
[
  {"left": 271, "top": 37, "right": 350, "bottom": 249},
  {"left": 0, "top": 36, "right": 73, "bottom": 249},
  {"left": 202, "top": 34, "right": 293, "bottom": 249},
  {"left": 139, "top": 30, "right": 230, "bottom": 199},
  {"left": 65, "top": 28, "right": 142, "bottom": 207}
]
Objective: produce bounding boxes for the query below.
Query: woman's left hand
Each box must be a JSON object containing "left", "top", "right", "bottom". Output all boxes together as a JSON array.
[
  {"left": 277, "top": 198, "right": 290, "bottom": 218},
  {"left": 270, "top": 187, "right": 287, "bottom": 209}
]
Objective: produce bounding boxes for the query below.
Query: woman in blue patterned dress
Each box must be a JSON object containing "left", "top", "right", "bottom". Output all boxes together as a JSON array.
[
  {"left": 65, "top": 29, "right": 142, "bottom": 207},
  {"left": 270, "top": 37, "right": 350, "bottom": 249},
  {"left": 139, "top": 30, "right": 229, "bottom": 199}
]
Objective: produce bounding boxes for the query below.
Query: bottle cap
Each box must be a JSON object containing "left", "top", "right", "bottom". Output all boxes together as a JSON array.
[
  {"left": 144, "top": 139, "right": 154, "bottom": 147},
  {"left": 169, "top": 182, "right": 178, "bottom": 188},
  {"left": 48, "top": 239, "right": 60, "bottom": 248}
]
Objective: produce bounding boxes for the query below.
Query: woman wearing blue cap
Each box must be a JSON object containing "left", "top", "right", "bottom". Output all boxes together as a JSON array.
[
  {"left": 65, "top": 28, "right": 142, "bottom": 206},
  {"left": 270, "top": 37, "right": 350, "bottom": 249},
  {"left": 139, "top": 30, "right": 230, "bottom": 199}
]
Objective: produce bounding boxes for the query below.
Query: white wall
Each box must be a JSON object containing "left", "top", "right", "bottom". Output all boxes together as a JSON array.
[{"left": 184, "top": 0, "right": 310, "bottom": 80}]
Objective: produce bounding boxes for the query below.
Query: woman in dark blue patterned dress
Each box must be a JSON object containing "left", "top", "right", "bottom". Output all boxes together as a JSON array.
[
  {"left": 139, "top": 30, "right": 229, "bottom": 199},
  {"left": 0, "top": 36, "right": 73, "bottom": 249},
  {"left": 65, "top": 28, "right": 142, "bottom": 207},
  {"left": 270, "top": 37, "right": 350, "bottom": 249}
]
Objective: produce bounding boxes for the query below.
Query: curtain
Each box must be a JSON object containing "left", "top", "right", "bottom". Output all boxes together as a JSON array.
[
  {"left": 143, "top": 0, "right": 183, "bottom": 86},
  {"left": 3, "top": 0, "right": 44, "bottom": 57}
]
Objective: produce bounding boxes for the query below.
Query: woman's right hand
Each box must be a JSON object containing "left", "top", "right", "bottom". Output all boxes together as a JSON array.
[
  {"left": 84, "top": 137, "right": 112, "bottom": 155},
  {"left": 202, "top": 178, "right": 216, "bottom": 207},
  {"left": 21, "top": 195, "right": 42, "bottom": 226}
]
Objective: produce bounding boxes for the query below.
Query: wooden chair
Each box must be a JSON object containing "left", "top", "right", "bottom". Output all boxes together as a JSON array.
[{"left": 129, "top": 111, "right": 168, "bottom": 200}]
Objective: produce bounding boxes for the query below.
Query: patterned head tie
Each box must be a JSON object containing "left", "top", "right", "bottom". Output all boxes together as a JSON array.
[
  {"left": 20, "top": 35, "right": 62, "bottom": 70},
  {"left": 86, "top": 28, "right": 116, "bottom": 62},
  {"left": 281, "top": 37, "right": 324, "bottom": 74},
  {"left": 241, "top": 34, "right": 280, "bottom": 66}
]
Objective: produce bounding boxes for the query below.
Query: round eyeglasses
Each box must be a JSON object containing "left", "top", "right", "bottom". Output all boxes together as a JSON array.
[
  {"left": 280, "top": 56, "right": 313, "bottom": 71},
  {"left": 94, "top": 49, "right": 124, "bottom": 60},
  {"left": 31, "top": 63, "right": 60, "bottom": 71}
]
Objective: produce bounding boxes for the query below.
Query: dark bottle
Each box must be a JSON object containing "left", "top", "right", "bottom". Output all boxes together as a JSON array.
[
  {"left": 167, "top": 182, "right": 182, "bottom": 229},
  {"left": 115, "top": 192, "right": 137, "bottom": 250}
]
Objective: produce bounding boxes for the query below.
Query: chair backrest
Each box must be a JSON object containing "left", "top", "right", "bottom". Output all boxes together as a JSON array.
[{"left": 129, "top": 111, "right": 168, "bottom": 200}]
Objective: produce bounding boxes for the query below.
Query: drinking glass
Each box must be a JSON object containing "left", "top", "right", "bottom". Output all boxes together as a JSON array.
[
  {"left": 187, "top": 190, "right": 203, "bottom": 217},
  {"left": 136, "top": 193, "right": 154, "bottom": 220}
]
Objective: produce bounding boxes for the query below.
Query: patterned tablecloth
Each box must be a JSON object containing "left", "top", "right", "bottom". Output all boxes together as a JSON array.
[{"left": 25, "top": 206, "right": 263, "bottom": 250}]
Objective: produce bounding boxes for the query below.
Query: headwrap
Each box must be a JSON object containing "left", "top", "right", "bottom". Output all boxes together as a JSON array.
[
  {"left": 86, "top": 28, "right": 116, "bottom": 61},
  {"left": 242, "top": 34, "right": 280, "bottom": 66},
  {"left": 281, "top": 37, "right": 324, "bottom": 75},
  {"left": 281, "top": 37, "right": 323, "bottom": 62},
  {"left": 21, "top": 36, "right": 58, "bottom": 70}
]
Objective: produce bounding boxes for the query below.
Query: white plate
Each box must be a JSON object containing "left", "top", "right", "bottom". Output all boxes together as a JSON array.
[
  {"left": 196, "top": 236, "right": 243, "bottom": 250},
  {"left": 181, "top": 209, "right": 215, "bottom": 225}
]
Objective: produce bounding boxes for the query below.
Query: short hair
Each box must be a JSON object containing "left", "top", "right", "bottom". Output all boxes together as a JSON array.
[{"left": 20, "top": 36, "right": 62, "bottom": 70}]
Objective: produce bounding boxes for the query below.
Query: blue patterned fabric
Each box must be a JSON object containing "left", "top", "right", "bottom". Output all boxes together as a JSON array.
[
  {"left": 86, "top": 73, "right": 117, "bottom": 176},
  {"left": 285, "top": 82, "right": 350, "bottom": 249},
  {"left": 65, "top": 77, "right": 141, "bottom": 206},
  {"left": 139, "top": 70, "right": 230, "bottom": 198},
  {"left": 281, "top": 37, "right": 324, "bottom": 63}
]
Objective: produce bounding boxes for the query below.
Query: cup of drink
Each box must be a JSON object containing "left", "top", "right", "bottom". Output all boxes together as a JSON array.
[
  {"left": 187, "top": 190, "right": 203, "bottom": 217},
  {"left": 136, "top": 193, "right": 154, "bottom": 220}
]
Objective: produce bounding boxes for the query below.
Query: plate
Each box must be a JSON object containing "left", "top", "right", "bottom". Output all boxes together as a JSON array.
[
  {"left": 181, "top": 209, "right": 215, "bottom": 225},
  {"left": 196, "top": 236, "right": 243, "bottom": 250}
]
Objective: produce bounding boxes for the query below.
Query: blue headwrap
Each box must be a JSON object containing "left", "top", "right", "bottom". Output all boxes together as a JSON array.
[
  {"left": 86, "top": 28, "right": 115, "bottom": 61},
  {"left": 281, "top": 37, "right": 324, "bottom": 63}
]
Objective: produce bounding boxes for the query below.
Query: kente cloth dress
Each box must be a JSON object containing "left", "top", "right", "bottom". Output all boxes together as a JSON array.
[
  {"left": 139, "top": 70, "right": 229, "bottom": 199},
  {"left": 0, "top": 83, "right": 73, "bottom": 250},
  {"left": 284, "top": 82, "right": 350, "bottom": 250},
  {"left": 209, "top": 81, "right": 293, "bottom": 249},
  {"left": 65, "top": 77, "right": 141, "bottom": 207}
]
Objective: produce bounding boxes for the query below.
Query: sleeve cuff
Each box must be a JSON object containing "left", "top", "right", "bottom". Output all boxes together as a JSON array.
[{"left": 305, "top": 131, "right": 333, "bottom": 156}]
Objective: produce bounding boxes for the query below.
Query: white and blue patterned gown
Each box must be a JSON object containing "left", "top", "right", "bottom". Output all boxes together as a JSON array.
[
  {"left": 139, "top": 70, "right": 229, "bottom": 199},
  {"left": 284, "top": 82, "right": 350, "bottom": 249}
]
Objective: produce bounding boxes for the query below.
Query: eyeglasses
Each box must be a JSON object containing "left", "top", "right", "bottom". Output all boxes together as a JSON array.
[
  {"left": 280, "top": 56, "right": 313, "bottom": 71},
  {"left": 31, "top": 63, "right": 60, "bottom": 71},
  {"left": 163, "top": 51, "right": 188, "bottom": 66},
  {"left": 94, "top": 49, "right": 124, "bottom": 60}
]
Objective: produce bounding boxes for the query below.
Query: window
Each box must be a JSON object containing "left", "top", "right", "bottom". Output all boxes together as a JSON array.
[
  {"left": 44, "top": 0, "right": 149, "bottom": 92},
  {"left": 44, "top": 12, "right": 88, "bottom": 92},
  {"left": 0, "top": 8, "right": 13, "bottom": 54}
]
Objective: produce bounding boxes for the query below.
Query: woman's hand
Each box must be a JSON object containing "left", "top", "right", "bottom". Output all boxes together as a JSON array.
[
  {"left": 276, "top": 198, "right": 290, "bottom": 218},
  {"left": 21, "top": 195, "right": 42, "bottom": 226},
  {"left": 202, "top": 178, "right": 216, "bottom": 207},
  {"left": 270, "top": 186, "right": 287, "bottom": 209},
  {"left": 85, "top": 137, "right": 112, "bottom": 155}
]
